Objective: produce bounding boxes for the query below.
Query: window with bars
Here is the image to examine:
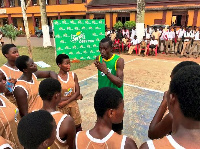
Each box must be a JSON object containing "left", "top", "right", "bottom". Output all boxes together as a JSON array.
[
  {"left": 10, "top": 0, "right": 15, "bottom": 7},
  {"left": 32, "top": 0, "right": 37, "bottom": 5},
  {"left": 82, "top": 0, "right": 86, "bottom": 3}
]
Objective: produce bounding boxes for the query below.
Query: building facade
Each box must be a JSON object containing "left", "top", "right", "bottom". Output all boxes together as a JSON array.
[{"left": 0, "top": 0, "right": 200, "bottom": 35}]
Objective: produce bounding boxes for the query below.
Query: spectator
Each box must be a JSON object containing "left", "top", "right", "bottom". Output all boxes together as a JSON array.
[
  {"left": 175, "top": 26, "right": 185, "bottom": 54},
  {"left": 128, "top": 35, "right": 139, "bottom": 54},
  {"left": 180, "top": 27, "right": 191, "bottom": 57},
  {"left": 149, "top": 36, "right": 158, "bottom": 55},
  {"left": 138, "top": 36, "right": 148, "bottom": 56},
  {"left": 164, "top": 26, "right": 175, "bottom": 54},
  {"left": 116, "top": 29, "right": 123, "bottom": 41}
]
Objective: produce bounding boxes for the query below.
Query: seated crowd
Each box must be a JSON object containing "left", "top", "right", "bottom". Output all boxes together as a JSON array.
[
  {"left": 107, "top": 25, "right": 200, "bottom": 58},
  {"left": 1, "top": 43, "right": 200, "bottom": 149}
]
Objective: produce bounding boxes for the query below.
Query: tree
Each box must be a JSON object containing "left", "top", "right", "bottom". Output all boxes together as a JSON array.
[
  {"left": 20, "top": 0, "right": 33, "bottom": 58},
  {"left": 124, "top": 21, "right": 136, "bottom": 30},
  {"left": 136, "top": 0, "right": 145, "bottom": 41},
  {"left": 39, "top": 0, "right": 52, "bottom": 47},
  {"left": 114, "top": 21, "right": 124, "bottom": 30},
  {"left": 2, "top": 24, "right": 21, "bottom": 43}
]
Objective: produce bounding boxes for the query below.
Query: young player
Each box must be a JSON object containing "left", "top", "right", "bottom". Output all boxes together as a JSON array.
[
  {"left": 76, "top": 87, "right": 137, "bottom": 149},
  {"left": 0, "top": 73, "right": 22, "bottom": 148},
  {"left": 17, "top": 110, "right": 56, "bottom": 149},
  {"left": 141, "top": 65, "right": 200, "bottom": 148},
  {"left": 56, "top": 54, "right": 82, "bottom": 132},
  {"left": 40, "top": 78, "right": 76, "bottom": 149},
  {"left": 0, "top": 44, "right": 22, "bottom": 105},
  {"left": 148, "top": 61, "right": 199, "bottom": 140},
  {"left": 13, "top": 55, "right": 57, "bottom": 117}
]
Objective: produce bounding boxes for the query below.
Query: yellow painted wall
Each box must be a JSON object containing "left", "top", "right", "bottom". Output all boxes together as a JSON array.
[
  {"left": 130, "top": 12, "right": 136, "bottom": 21},
  {"left": 17, "top": 18, "right": 23, "bottom": 29},
  {"left": 113, "top": 13, "right": 117, "bottom": 26},
  {"left": 145, "top": 11, "right": 163, "bottom": 25},
  {"left": 187, "top": 10, "right": 194, "bottom": 26},
  {"left": 166, "top": 11, "right": 172, "bottom": 25},
  {"left": 196, "top": 10, "right": 200, "bottom": 27},
  {"left": 27, "top": 17, "right": 34, "bottom": 34},
  {"left": 89, "top": 14, "right": 94, "bottom": 19},
  {"left": 105, "top": 13, "right": 111, "bottom": 29}
]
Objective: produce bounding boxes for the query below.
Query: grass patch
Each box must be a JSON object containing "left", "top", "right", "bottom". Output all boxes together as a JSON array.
[{"left": 0, "top": 46, "right": 94, "bottom": 73}]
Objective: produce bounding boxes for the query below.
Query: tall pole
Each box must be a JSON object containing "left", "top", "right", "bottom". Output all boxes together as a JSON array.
[{"left": 136, "top": 0, "right": 145, "bottom": 41}]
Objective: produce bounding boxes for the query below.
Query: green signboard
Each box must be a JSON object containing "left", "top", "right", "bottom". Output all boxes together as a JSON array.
[{"left": 53, "top": 19, "right": 105, "bottom": 60}]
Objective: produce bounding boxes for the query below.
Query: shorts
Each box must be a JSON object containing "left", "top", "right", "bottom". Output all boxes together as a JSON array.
[
  {"left": 57, "top": 100, "right": 82, "bottom": 126},
  {"left": 149, "top": 45, "right": 156, "bottom": 49},
  {"left": 112, "top": 120, "right": 123, "bottom": 132}
]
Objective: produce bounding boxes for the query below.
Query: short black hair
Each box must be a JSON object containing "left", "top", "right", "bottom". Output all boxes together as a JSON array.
[
  {"left": 39, "top": 78, "right": 61, "bottom": 101},
  {"left": 56, "top": 54, "right": 69, "bottom": 65},
  {"left": 170, "top": 65, "right": 200, "bottom": 121},
  {"left": 15, "top": 55, "right": 29, "bottom": 72},
  {"left": 17, "top": 110, "right": 54, "bottom": 149},
  {"left": 100, "top": 38, "right": 113, "bottom": 48},
  {"left": 171, "top": 61, "right": 199, "bottom": 76},
  {"left": 2, "top": 44, "right": 16, "bottom": 56},
  {"left": 94, "top": 87, "right": 123, "bottom": 118}
]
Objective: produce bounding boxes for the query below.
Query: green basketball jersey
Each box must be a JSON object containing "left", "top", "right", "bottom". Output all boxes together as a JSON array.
[{"left": 98, "top": 54, "right": 124, "bottom": 97}]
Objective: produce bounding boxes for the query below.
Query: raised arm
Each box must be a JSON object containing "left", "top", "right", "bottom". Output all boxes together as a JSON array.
[
  {"left": 13, "top": 87, "right": 28, "bottom": 117},
  {"left": 94, "top": 57, "right": 124, "bottom": 88},
  {"left": 148, "top": 91, "right": 173, "bottom": 139},
  {"left": 34, "top": 71, "right": 58, "bottom": 79}
]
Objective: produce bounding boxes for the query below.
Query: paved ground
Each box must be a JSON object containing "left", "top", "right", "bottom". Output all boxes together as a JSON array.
[{"left": 3, "top": 37, "right": 55, "bottom": 47}]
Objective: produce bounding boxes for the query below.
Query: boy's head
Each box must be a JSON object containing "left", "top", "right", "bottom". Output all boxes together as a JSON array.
[
  {"left": 94, "top": 87, "right": 124, "bottom": 124},
  {"left": 99, "top": 38, "right": 113, "bottom": 59},
  {"left": 171, "top": 61, "right": 199, "bottom": 78},
  {"left": 16, "top": 55, "right": 38, "bottom": 73},
  {"left": 17, "top": 110, "right": 56, "bottom": 149},
  {"left": 168, "top": 65, "right": 200, "bottom": 121},
  {"left": 2, "top": 44, "right": 19, "bottom": 60},
  {"left": 39, "top": 78, "right": 61, "bottom": 104},
  {"left": 152, "top": 36, "right": 155, "bottom": 40},
  {"left": 56, "top": 54, "right": 70, "bottom": 72},
  {"left": 134, "top": 35, "right": 137, "bottom": 39}
]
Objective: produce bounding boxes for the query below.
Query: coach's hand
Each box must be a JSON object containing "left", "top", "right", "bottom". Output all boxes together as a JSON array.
[{"left": 94, "top": 60, "right": 108, "bottom": 74}]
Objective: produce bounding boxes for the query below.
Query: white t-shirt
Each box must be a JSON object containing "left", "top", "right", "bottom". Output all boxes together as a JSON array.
[
  {"left": 145, "top": 32, "right": 151, "bottom": 40},
  {"left": 131, "top": 29, "right": 137, "bottom": 39},
  {"left": 177, "top": 29, "right": 185, "bottom": 38},
  {"left": 194, "top": 31, "right": 200, "bottom": 41},
  {"left": 131, "top": 39, "right": 139, "bottom": 45},
  {"left": 150, "top": 40, "right": 158, "bottom": 45},
  {"left": 164, "top": 31, "right": 175, "bottom": 40},
  {"left": 184, "top": 32, "right": 190, "bottom": 42}
]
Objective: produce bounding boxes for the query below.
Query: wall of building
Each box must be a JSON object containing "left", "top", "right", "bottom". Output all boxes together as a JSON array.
[
  {"left": 27, "top": 17, "right": 34, "bottom": 34},
  {"left": 113, "top": 13, "right": 118, "bottom": 26},
  {"left": 145, "top": 11, "right": 163, "bottom": 25},
  {"left": 165, "top": 11, "right": 172, "bottom": 25},
  {"left": 196, "top": 10, "right": 200, "bottom": 27},
  {"left": 105, "top": 13, "right": 111, "bottom": 29},
  {"left": 130, "top": 12, "right": 136, "bottom": 21},
  {"left": 187, "top": 10, "right": 194, "bottom": 26}
]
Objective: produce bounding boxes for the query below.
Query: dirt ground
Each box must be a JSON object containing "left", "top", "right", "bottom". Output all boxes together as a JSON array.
[
  {"left": 74, "top": 53, "right": 200, "bottom": 147},
  {"left": 75, "top": 53, "right": 200, "bottom": 91}
]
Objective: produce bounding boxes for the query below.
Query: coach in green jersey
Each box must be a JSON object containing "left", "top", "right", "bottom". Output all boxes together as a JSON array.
[
  {"left": 95, "top": 38, "right": 124, "bottom": 96},
  {"left": 94, "top": 37, "right": 125, "bottom": 134}
]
